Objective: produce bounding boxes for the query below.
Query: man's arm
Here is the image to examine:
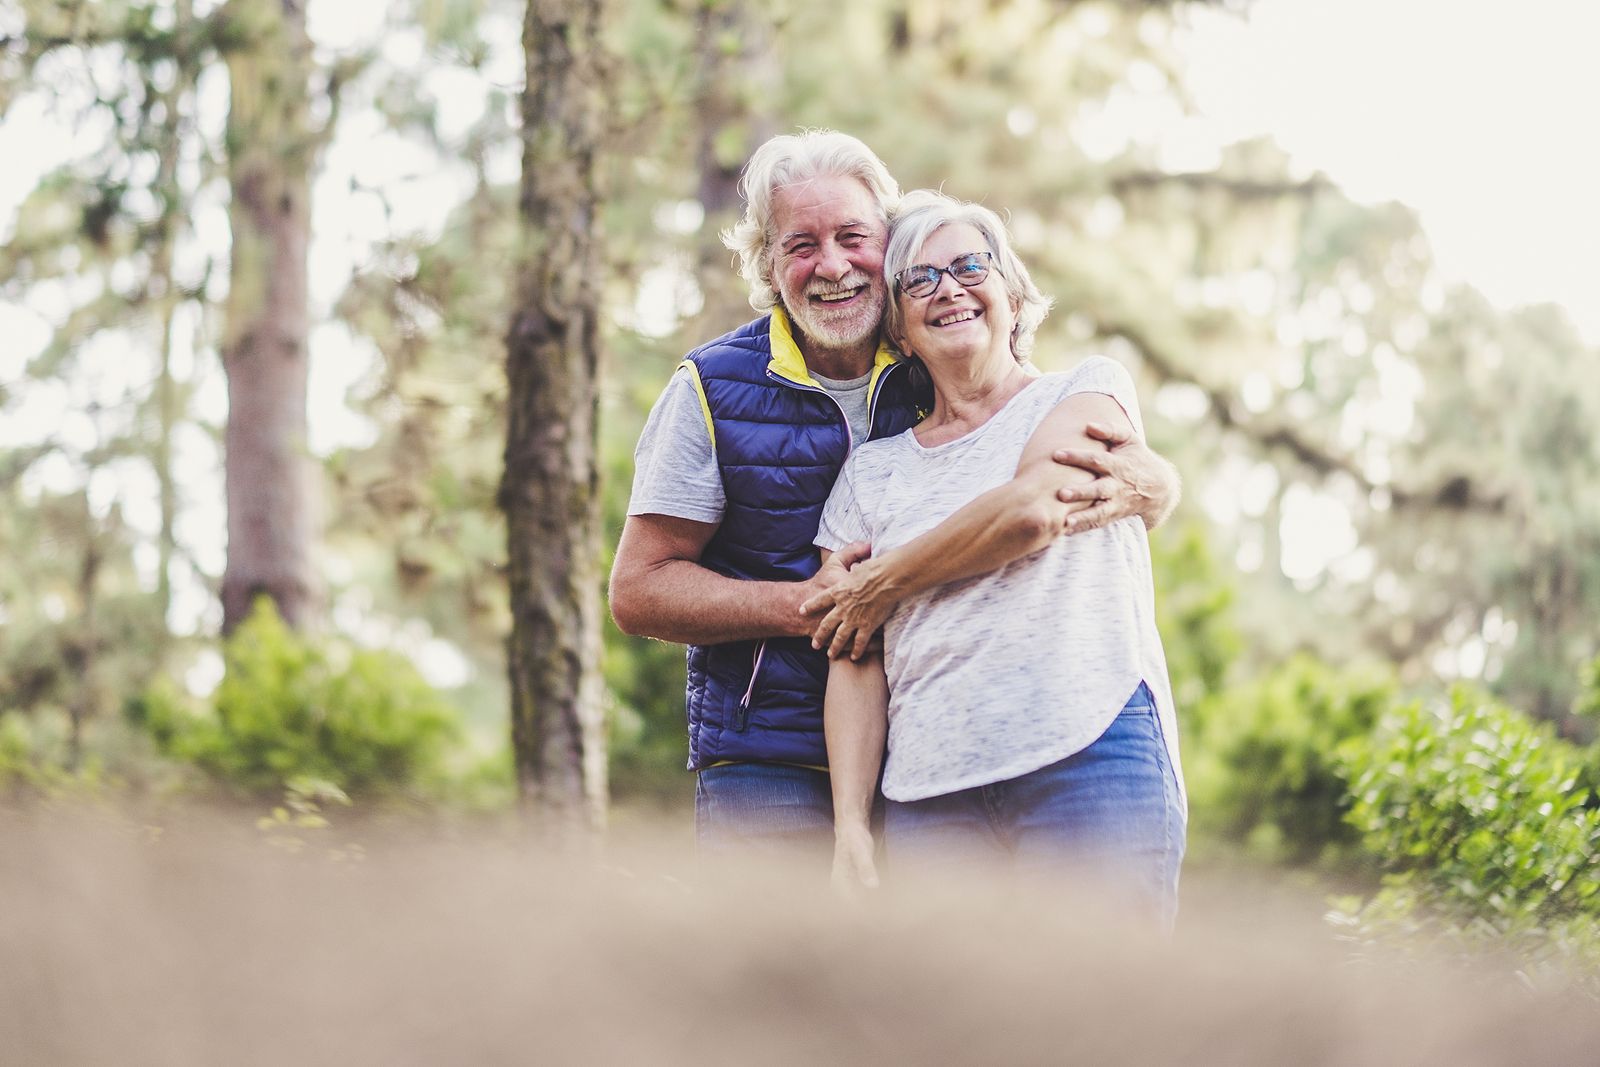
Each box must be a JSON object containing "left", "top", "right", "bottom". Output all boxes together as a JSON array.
[
  {"left": 609, "top": 512, "right": 866, "bottom": 645},
  {"left": 803, "top": 392, "right": 1167, "bottom": 659}
]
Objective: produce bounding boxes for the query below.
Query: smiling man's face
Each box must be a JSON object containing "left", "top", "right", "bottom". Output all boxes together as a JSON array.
[{"left": 769, "top": 175, "right": 888, "bottom": 357}]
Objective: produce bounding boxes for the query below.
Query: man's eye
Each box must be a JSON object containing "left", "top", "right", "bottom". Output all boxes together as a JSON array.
[
  {"left": 841, "top": 232, "right": 866, "bottom": 245},
  {"left": 786, "top": 244, "right": 814, "bottom": 257}
]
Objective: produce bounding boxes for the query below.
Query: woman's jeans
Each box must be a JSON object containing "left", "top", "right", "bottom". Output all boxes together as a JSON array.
[{"left": 884, "top": 683, "right": 1186, "bottom": 930}]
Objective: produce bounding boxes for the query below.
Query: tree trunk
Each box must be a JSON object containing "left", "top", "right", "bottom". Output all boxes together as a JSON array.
[
  {"left": 219, "top": 0, "right": 316, "bottom": 634},
  {"left": 68, "top": 494, "right": 102, "bottom": 772},
  {"left": 500, "top": 0, "right": 609, "bottom": 832},
  {"left": 152, "top": 0, "right": 194, "bottom": 646}
]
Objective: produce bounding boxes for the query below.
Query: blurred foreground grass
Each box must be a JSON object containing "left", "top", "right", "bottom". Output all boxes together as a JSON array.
[{"left": 5, "top": 803, "right": 1598, "bottom": 1066}]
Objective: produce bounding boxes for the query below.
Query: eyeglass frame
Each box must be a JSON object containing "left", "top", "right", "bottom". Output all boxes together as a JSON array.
[{"left": 893, "top": 251, "right": 997, "bottom": 299}]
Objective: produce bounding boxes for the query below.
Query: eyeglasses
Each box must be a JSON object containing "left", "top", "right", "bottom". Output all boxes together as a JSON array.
[{"left": 894, "top": 251, "right": 995, "bottom": 299}]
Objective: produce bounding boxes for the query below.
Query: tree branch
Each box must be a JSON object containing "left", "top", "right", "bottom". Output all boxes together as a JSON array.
[
  {"left": 1099, "top": 317, "right": 1509, "bottom": 515},
  {"left": 1111, "top": 170, "right": 1332, "bottom": 201}
]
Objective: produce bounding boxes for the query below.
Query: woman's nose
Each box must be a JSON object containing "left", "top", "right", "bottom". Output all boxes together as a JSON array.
[{"left": 930, "top": 269, "right": 961, "bottom": 299}]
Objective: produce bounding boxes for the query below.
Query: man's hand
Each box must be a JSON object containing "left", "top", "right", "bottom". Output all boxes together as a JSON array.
[
  {"left": 801, "top": 546, "right": 897, "bottom": 662},
  {"left": 1052, "top": 421, "right": 1178, "bottom": 533},
  {"left": 806, "top": 540, "right": 871, "bottom": 600}
]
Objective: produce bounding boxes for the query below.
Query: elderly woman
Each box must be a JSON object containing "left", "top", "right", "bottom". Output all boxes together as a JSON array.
[{"left": 814, "top": 191, "right": 1185, "bottom": 925}]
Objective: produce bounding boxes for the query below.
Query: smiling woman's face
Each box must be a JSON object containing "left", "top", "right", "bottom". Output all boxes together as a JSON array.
[{"left": 892, "top": 222, "right": 1017, "bottom": 367}]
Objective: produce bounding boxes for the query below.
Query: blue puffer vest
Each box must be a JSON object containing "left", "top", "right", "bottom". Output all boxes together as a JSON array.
[{"left": 680, "top": 311, "right": 923, "bottom": 770}]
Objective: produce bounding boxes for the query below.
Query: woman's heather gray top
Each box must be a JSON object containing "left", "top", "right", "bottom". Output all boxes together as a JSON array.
[{"left": 815, "top": 357, "right": 1184, "bottom": 806}]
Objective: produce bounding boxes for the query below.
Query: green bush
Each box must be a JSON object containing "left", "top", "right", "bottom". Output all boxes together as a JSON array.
[
  {"left": 1335, "top": 685, "right": 1600, "bottom": 987},
  {"left": 0, "top": 710, "right": 80, "bottom": 794},
  {"left": 129, "top": 603, "right": 462, "bottom": 798},
  {"left": 1184, "top": 654, "right": 1395, "bottom": 866},
  {"left": 1340, "top": 685, "right": 1600, "bottom": 926}
]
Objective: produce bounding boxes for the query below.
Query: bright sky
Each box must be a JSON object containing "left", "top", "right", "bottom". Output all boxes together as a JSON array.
[{"left": 1184, "top": 0, "right": 1600, "bottom": 343}]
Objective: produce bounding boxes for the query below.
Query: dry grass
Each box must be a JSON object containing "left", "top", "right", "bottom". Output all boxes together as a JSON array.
[{"left": 3, "top": 805, "right": 1595, "bottom": 1066}]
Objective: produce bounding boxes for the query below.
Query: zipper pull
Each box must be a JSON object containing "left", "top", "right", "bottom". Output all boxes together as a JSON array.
[{"left": 735, "top": 640, "right": 767, "bottom": 731}]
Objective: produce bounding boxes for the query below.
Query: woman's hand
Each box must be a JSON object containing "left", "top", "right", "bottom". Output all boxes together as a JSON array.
[
  {"left": 802, "top": 553, "right": 899, "bottom": 661},
  {"left": 831, "top": 822, "right": 879, "bottom": 894}
]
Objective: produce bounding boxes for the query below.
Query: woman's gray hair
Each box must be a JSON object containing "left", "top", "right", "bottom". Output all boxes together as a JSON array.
[
  {"left": 721, "top": 129, "right": 902, "bottom": 313},
  {"left": 884, "top": 189, "right": 1052, "bottom": 360}
]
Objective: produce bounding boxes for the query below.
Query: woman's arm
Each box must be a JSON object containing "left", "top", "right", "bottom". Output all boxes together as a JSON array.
[
  {"left": 805, "top": 391, "right": 1141, "bottom": 660},
  {"left": 823, "top": 578, "right": 889, "bottom": 892}
]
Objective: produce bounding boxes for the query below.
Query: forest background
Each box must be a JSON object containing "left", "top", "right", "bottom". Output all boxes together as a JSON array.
[{"left": 5, "top": 0, "right": 1600, "bottom": 987}]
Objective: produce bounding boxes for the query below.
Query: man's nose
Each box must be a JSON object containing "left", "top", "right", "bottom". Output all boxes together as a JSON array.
[{"left": 816, "top": 241, "right": 850, "bottom": 280}]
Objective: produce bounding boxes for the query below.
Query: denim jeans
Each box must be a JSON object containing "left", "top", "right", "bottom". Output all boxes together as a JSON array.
[
  {"left": 695, "top": 762, "right": 835, "bottom": 863},
  {"left": 884, "top": 683, "right": 1186, "bottom": 930}
]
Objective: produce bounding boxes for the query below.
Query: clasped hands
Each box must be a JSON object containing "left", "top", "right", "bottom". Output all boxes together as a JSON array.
[{"left": 801, "top": 421, "right": 1158, "bottom": 660}]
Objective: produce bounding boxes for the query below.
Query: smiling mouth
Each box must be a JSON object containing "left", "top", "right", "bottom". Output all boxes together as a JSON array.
[
  {"left": 811, "top": 288, "right": 863, "bottom": 306},
  {"left": 932, "top": 309, "right": 980, "bottom": 327}
]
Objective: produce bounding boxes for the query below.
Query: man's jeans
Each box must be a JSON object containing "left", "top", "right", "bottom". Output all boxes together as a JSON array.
[
  {"left": 884, "top": 683, "right": 1186, "bottom": 929},
  {"left": 695, "top": 762, "right": 834, "bottom": 863}
]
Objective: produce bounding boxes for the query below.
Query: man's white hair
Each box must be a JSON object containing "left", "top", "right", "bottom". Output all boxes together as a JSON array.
[{"left": 721, "top": 129, "right": 902, "bottom": 313}]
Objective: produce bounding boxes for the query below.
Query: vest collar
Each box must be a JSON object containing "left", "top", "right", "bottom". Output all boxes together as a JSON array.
[{"left": 767, "top": 306, "right": 899, "bottom": 389}]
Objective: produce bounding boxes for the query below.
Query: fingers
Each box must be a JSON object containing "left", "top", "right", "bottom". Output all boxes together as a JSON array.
[
  {"left": 1063, "top": 502, "right": 1114, "bottom": 533},
  {"left": 811, "top": 605, "right": 846, "bottom": 649},
  {"left": 1052, "top": 448, "right": 1114, "bottom": 476},
  {"left": 1083, "top": 421, "right": 1133, "bottom": 448},
  {"left": 1056, "top": 476, "right": 1113, "bottom": 504},
  {"left": 801, "top": 590, "right": 830, "bottom": 617},
  {"left": 836, "top": 540, "right": 873, "bottom": 569},
  {"left": 849, "top": 627, "right": 873, "bottom": 662},
  {"left": 827, "top": 622, "right": 858, "bottom": 661}
]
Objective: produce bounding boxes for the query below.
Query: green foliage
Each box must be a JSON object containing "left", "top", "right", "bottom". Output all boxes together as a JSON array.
[
  {"left": 1335, "top": 686, "right": 1600, "bottom": 985},
  {"left": 1150, "top": 518, "right": 1243, "bottom": 716},
  {"left": 130, "top": 603, "right": 462, "bottom": 798},
  {"left": 1185, "top": 655, "right": 1394, "bottom": 866},
  {"left": 0, "top": 710, "right": 86, "bottom": 795},
  {"left": 1575, "top": 654, "right": 1600, "bottom": 720}
]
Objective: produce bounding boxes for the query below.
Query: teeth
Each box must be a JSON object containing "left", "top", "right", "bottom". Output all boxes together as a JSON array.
[
  {"left": 814, "top": 290, "right": 858, "bottom": 303},
  {"left": 935, "top": 310, "right": 976, "bottom": 326}
]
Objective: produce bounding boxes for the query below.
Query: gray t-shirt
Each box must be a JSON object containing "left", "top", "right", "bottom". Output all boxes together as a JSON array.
[
  {"left": 627, "top": 365, "right": 874, "bottom": 523},
  {"left": 815, "top": 358, "right": 1184, "bottom": 806}
]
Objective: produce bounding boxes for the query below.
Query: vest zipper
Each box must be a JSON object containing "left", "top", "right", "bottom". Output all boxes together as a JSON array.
[
  {"left": 766, "top": 367, "right": 860, "bottom": 449},
  {"left": 735, "top": 639, "right": 767, "bottom": 731},
  {"left": 732, "top": 363, "right": 899, "bottom": 734}
]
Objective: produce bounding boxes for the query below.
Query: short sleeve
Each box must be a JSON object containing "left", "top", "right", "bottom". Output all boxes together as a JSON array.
[
  {"left": 1065, "top": 356, "right": 1145, "bottom": 439},
  {"left": 815, "top": 456, "right": 871, "bottom": 553},
  {"left": 627, "top": 369, "right": 726, "bottom": 523}
]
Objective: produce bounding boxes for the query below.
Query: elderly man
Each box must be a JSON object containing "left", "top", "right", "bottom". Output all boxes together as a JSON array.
[{"left": 609, "top": 130, "right": 1178, "bottom": 859}]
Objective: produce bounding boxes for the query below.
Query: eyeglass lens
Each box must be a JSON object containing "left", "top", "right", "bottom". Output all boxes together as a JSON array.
[{"left": 900, "top": 252, "right": 992, "bottom": 297}]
